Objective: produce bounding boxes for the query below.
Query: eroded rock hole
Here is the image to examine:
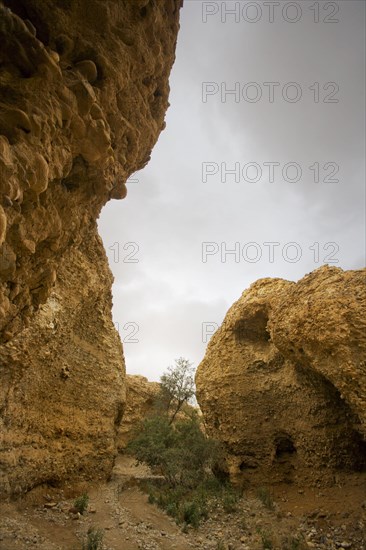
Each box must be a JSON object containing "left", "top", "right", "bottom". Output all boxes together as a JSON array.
[
  {"left": 342, "top": 432, "right": 366, "bottom": 472},
  {"left": 234, "top": 309, "right": 270, "bottom": 342},
  {"left": 239, "top": 460, "right": 257, "bottom": 471},
  {"left": 274, "top": 435, "right": 296, "bottom": 459}
]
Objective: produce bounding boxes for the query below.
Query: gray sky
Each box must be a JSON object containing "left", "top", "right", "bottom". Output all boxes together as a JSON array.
[{"left": 98, "top": 0, "right": 365, "bottom": 381}]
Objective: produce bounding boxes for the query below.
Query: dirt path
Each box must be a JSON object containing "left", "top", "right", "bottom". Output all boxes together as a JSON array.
[
  {"left": 84, "top": 456, "right": 197, "bottom": 550},
  {"left": 0, "top": 456, "right": 200, "bottom": 550},
  {"left": 1, "top": 456, "right": 365, "bottom": 549}
]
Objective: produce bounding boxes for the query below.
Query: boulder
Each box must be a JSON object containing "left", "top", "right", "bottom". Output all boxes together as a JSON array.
[{"left": 196, "top": 266, "right": 366, "bottom": 486}]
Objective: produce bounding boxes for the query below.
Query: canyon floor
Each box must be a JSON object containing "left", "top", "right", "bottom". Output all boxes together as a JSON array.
[{"left": 0, "top": 456, "right": 365, "bottom": 550}]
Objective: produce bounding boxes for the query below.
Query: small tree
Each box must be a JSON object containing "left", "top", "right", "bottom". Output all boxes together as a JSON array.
[{"left": 160, "top": 357, "right": 195, "bottom": 424}]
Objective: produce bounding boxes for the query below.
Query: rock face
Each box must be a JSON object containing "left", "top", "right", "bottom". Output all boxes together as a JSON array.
[
  {"left": 118, "top": 375, "right": 160, "bottom": 450},
  {"left": 0, "top": 236, "right": 126, "bottom": 495},
  {"left": 196, "top": 266, "right": 366, "bottom": 486},
  {"left": 0, "top": 0, "right": 181, "bottom": 495}
]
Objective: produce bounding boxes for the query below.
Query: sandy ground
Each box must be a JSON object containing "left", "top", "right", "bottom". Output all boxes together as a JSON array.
[{"left": 0, "top": 455, "right": 365, "bottom": 550}]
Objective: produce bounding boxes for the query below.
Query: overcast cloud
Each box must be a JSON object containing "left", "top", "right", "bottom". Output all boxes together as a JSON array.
[{"left": 98, "top": 0, "right": 365, "bottom": 381}]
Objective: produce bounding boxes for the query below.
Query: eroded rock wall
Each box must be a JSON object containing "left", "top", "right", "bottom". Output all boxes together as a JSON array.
[
  {"left": 196, "top": 266, "right": 366, "bottom": 487},
  {"left": 118, "top": 375, "right": 160, "bottom": 450},
  {"left": 0, "top": 234, "right": 126, "bottom": 494},
  {"left": 269, "top": 267, "right": 366, "bottom": 438},
  {"left": 0, "top": 0, "right": 181, "bottom": 495},
  {"left": 0, "top": 0, "right": 181, "bottom": 341}
]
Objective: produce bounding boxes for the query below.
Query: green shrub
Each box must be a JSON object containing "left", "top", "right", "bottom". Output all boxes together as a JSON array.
[
  {"left": 201, "top": 476, "right": 225, "bottom": 495},
  {"left": 82, "top": 527, "right": 104, "bottom": 550},
  {"left": 144, "top": 478, "right": 222, "bottom": 528},
  {"left": 191, "top": 494, "right": 209, "bottom": 523},
  {"left": 256, "top": 487, "right": 275, "bottom": 510},
  {"left": 165, "top": 501, "right": 179, "bottom": 517},
  {"left": 180, "top": 501, "right": 202, "bottom": 528},
  {"left": 74, "top": 493, "right": 89, "bottom": 515},
  {"left": 128, "top": 382, "right": 240, "bottom": 530},
  {"left": 128, "top": 414, "right": 220, "bottom": 488},
  {"left": 222, "top": 489, "right": 239, "bottom": 513},
  {"left": 149, "top": 477, "right": 239, "bottom": 527},
  {"left": 259, "top": 529, "right": 274, "bottom": 549}
]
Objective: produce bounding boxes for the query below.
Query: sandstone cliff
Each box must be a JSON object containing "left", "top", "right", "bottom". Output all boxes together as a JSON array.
[
  {"left": 196, "top": 266, "right": 366, "bottom": 486},
  {"left": 0, "top": 0, "right": 181, "bottom": 496},
  {"left": 118, "top": 375, "right": 160, "bottom": 450}
]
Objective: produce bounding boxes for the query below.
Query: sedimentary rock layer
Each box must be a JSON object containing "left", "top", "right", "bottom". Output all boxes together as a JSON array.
[
  {"left": 0, "top": 0, "right": 181, "bottom": 495},
  {"left": 118, "top": 375, "right": 160, "bottom": 450},
  {"left": 196, "top": 266, "right": 366, "bottom": 486}
]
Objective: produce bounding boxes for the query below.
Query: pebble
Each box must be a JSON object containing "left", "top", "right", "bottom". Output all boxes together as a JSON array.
[{"left": 44, "top": 502, "right": 57, "bottom": 509}]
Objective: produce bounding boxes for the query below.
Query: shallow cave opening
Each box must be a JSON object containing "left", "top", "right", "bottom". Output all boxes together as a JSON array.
[
  {"left": 295, "top": 363, "right": 366, "bottom": 472},
  {"left": 239, "top": 460, "right": 257, "bottom": 471},
  {"left": 140, "top": 5, "right": 148, "bottom": 18},
  {"left": 274, "top": 434, "right": 297, "bottom": 459},
  {"left": 234, "top": 309, "right": 270, "bottom": 343},
  {"left": 341, "top": 431, "right": 366, "bottom": 473},
  {"left": 356, "top": 439, "right": 366, "bottom": 472},
  {"left": 212, "top": 463, "right": 230, "bottom": 483}
]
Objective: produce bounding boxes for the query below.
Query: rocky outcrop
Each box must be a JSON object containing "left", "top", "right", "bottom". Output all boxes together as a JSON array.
[
  {"left": 0, "top": 0, "right": 181, "bottom": 496},
  {"left": 196, "top": 266, "right": 366, "bottom": 486},
  {"left": 0, "top": 0, "right": 181, "bottom": 342},
  {"left": 118, "top": 375, "right": 160, "bottom": 450},
  {"left": 269, "top": 267, "right": 366, "bottom": 438},
  {"left": 0, "top": 235, "right": 126, "bottom": 495}
]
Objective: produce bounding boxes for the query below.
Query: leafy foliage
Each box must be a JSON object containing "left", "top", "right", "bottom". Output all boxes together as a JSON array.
[
  {"left": 258, "top": 529, "right": 274, "bottom": 549},
  {"left": 222, "top": 489, "right": 239, "bottom": 513},
  {"left": 256, "top": 487, "right": 275, "bottom": 510},
  {"left": 128, "top": 413, "right": 218, "bottom": 487},
  {"left": 82, "top": 527, "right": 104, "bottom": 550},
  {"left": 159, "top": 357, "right": 195, "bottom": 423},
  {"left": 74, "top": 493, "right": 89, "bottom": 515},
  {"left": 127, "top": 356, "right": 241, "bottom": 529},
  {"left": 142, "top": 477, "right": 241, "bottom": 529}
]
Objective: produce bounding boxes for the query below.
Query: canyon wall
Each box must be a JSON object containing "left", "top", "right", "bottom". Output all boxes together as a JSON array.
[
  {"left": 196, "top": 266, "right": 366, "bottom": 486},
  {"left": 0, "top": 0, "right": 181, "bottom": 496},
  {"left": 118, "top": 375, "right": 160, "bottom": 450}
]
